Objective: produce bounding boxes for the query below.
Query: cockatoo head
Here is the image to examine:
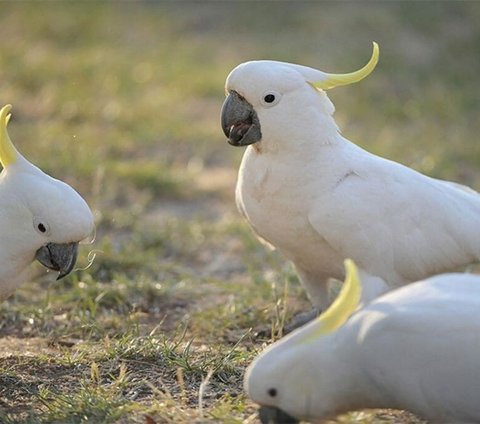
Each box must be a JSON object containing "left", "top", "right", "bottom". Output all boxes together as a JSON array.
[
  {"left": 245, "top": 260, "right": 362, "bottom": 423},
  {"left": 0, "top": 105, "right": 94, "bottom": 295},
  {"left": 221, "top": 43, "right": 378, "bottom": 150}
]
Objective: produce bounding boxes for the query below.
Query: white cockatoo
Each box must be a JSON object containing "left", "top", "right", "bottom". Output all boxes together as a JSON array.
[
  {"left": 221, "top": 43, "right": 480, "bottom": 313},
  {"left": 0, "top": 104, "right": 94, "bottom": 299},
  {"left": 246, "top": 260, "right": 480, "bottom": 424}
]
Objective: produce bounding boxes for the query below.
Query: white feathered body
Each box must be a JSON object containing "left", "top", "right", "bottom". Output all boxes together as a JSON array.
[
  {"left": 225, "top": 58, "right": 480, "bottom": 309},
  {"left": 245, "top": 273, "right": 480, "bottom": 423},
  {"left": 236, "top": 135, "right": 480, "bottom": 307},
  {"left": 347, "top": 274, "right": 480, "bottom": 423}
]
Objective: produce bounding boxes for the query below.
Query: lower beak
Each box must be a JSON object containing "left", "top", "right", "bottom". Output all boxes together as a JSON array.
[
  {"left": 258, "top": 406, "right": 299, "bottom": 424},
  {"left": 35, "top": 242, "right": 79, "bottom": 280}
]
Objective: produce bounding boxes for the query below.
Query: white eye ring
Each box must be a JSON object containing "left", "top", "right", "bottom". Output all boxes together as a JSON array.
[
  {"left": 261, "top": 90, "right": 281, "bottom": 107},
  {"left": 33, "top": 217, "right": 51, "bottom": 236}
]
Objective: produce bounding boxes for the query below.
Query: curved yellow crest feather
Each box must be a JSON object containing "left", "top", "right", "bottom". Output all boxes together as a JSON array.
[
  {"left": 0, "top": 104, "right": 18, "bottom": 168},
  {"left": 311, "top": 42, "right": 379, "bottom": 90},
  {"left": 303, "top": 259, "right": 361, "bottom": 343}
]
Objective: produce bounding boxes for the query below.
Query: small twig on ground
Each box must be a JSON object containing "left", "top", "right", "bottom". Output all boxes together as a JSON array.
[{"left": 198, "top": 368, "right": 213, "bottom": 419}]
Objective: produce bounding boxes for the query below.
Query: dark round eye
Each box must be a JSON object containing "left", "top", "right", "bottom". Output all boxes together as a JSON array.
[
  {"left": 33, "top": 217, "right": 50, "bottom": 236},
  {"left": 264, "top": 94, "right": 276, "bottom": 103},
  {"left": 267, "top": 388, "right": 277, "bottom": 397}
]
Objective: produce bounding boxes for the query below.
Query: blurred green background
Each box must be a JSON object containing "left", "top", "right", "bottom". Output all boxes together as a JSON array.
[
  {"left": 0, "top": 2, "right": 478, "bottom": 423},
  {"left": 2, "top": 2, "right": 480, "bottom": 193}
]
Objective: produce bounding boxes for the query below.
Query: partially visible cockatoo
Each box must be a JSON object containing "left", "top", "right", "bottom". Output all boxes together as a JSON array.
[
  {"left": 246, "top": 260, "right": 480, "bottom": 424},
  {"left": 221, "top": 43, "right": 480, "bottom": 313},
  {"left": 0, "top": 104, "right": 94, "bottom": 299}
]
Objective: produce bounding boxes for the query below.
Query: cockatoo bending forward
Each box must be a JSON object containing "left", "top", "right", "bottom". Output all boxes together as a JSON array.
[
  {"left": 221, "top": 43, "right": 480, "bottom": 312},
  {"left": 0, "top": 104, "right": 94, "bottom": 299},
  {"left": 246, "top": 260, "right": 480, "bottom": 424}
]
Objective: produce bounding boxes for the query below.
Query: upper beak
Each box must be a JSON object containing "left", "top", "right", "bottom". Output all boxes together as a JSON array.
[
  {"left": 258, "top": 406, "right": 299, "bottom": 424},
  {"left": 221, "top": 91, "right": 262, "bottom": 146},
  {"left": 35, "top": 242, "right": 79, "bottom": 280}
]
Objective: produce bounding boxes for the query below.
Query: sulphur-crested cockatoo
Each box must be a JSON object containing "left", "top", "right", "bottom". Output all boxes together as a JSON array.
[
  {"left": 221, "top": 43, "right": 480, "bottom": 313},
  {"left": 0, "top": 104, "right": 94, "bottom": 299},
  {"left": 246, "top": 260, "right": 480, "bottom": 424}
]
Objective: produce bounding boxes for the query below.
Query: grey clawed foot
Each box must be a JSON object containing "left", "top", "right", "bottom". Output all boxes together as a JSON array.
[
  {"left": 283, "top": 307, "right": 320, "bottom": 334},
  {"left": 255, "top": 308, "right": 320, "bottom": 339}
]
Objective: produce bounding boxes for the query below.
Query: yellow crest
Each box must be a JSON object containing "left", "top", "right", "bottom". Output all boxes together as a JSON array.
[
  {"left": 0, "top": 104, "right": 19, "bottom": 169},
  {"left": 303, "top": 259, "right": 361, "bottom": 343},
  {"left": 311, "top": 42, "right": 379, "bottom": 90}
]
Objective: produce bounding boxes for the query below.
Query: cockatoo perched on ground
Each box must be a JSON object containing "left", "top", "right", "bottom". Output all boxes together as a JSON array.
[
  {"left": 246, "top": 260, "right": 480, "bottom": 424},
  {"left": 0, "top": 104, "right": 94, "bottom": 299},
  {"left": 221, "top": 43, "right": 480, "bottom": 317}
]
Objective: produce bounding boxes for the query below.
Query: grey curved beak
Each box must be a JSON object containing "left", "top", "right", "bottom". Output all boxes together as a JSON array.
[
  {"left": 35, "top": 242, "right": 79, "bottom": 280},
  {"left": 258, "top": 406, "right": 299, "bottom": 424},
  {"left": 221, "top": 91, "right": 262, "bottom": 146}
]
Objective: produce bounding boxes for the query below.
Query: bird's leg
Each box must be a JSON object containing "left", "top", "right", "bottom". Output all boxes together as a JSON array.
[
  {"left": 357, "top": 269, "right": 390, "bottom": 307},
  {"left": 255, "top": 306, "right": 321, "bottom": 339},
  {"left": 256, "top": 269, "right": 388, "bottom": 338},
  {"left": 282, "top": 269, "right": 330, "bottom": 334},
  {"left": 282, "top": 269, "right": 391, "bottom": 334}
]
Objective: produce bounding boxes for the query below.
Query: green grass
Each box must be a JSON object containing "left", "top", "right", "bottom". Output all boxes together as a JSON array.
[{"left": 0, "top": 2, "right": 478, "bottom": 423}]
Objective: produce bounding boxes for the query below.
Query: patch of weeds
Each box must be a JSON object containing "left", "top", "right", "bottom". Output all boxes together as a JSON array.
[
  {"left": 96, "top": 325, "right": 253, "bottom": 383},
  {"left": 189, "top": 250, "right": 308, "bottom": 344},
  {"left": 208, "top": 393, "right": 256, "bottom": 423},
  {"left": 37, "top": 362, "right": 134, "bottom": 424}
]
